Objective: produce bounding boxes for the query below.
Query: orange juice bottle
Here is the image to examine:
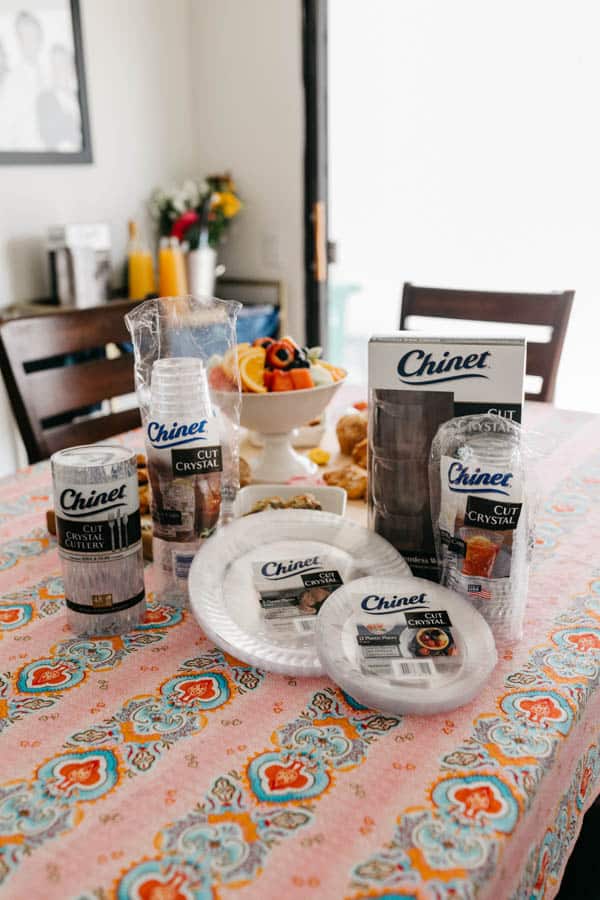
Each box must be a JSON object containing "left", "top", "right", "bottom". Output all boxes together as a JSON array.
[
  {"left": 127, "top": 220, "right": 156, "bottom": 299},
  {"left": 158, "top": 237, "right": 188, "bottom": 296}
]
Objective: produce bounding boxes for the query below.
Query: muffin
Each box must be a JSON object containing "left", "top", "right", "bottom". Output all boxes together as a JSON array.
[{"left": 336, "top": 413, "right": 367, "bottom": 456}]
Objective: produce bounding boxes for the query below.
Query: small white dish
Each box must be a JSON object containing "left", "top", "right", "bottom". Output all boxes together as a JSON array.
[{"left": 234, "top": 484, "right": 347, "bottom": 517}]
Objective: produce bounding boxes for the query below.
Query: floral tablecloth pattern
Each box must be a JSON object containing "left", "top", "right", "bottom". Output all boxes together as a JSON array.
[{"left": 0, "top": 403, "right": 599, "bottom": 899}]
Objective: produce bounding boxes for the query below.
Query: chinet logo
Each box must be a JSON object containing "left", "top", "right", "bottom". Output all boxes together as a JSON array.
[
  {"left": 397, "top": 349, "right": 490, "bottom": 385},
  {"left": 59, "top": 484, "right": 127, "bottom": 518},
  {"left": 260, "top": 556, "right": 321, "bottom": 580},
  {"left": 360, "top": 592, "right": 428, "bottom": 615},
  {"left": 448, "top": 462, "right": 513, "bottom": 496},
  {"left": 147, "top": 419, "right": 208, "bottom": 450}
]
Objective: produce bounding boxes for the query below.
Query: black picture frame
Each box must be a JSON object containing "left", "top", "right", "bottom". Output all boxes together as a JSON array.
[
  {"left": 0, "top": 0, "right": 92, "bottom": 165},
  {"left": 303, "top": 0, "right": 328, "bottom": 350}
]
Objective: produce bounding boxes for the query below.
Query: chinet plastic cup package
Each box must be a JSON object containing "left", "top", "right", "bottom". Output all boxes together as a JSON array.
[
  {"left": 125, "top": 295, "right": 242, "bottom": 605},
  {"left": 429, "top": 413, "right": 537, "bottom": 644},
  {"left": 316, "top": 575, "right": 497, "bottom": 715}
]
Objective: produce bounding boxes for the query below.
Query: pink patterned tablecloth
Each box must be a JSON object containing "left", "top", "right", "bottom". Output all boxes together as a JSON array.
[{"left": 0, "top": 403, "right": 599, "bottom": 900}]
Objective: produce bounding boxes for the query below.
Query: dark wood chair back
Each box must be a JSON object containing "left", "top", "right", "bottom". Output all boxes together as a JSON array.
[
  {"left": 0, "top": 300, "right": 142, "bottom": 463},
  {"left": 400, "top": 284, "right": 574, "bottom": 402}
]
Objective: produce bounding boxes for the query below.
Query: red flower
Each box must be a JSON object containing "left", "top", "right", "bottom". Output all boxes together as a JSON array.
[{"left": 170, "top": 210, "right": 199, "bottom": 240}]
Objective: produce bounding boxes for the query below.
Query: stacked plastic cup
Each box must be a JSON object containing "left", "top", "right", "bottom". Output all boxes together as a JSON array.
[
  {"left": 151, "top": 357, "right": 212, "bottom": 411},
  {"left": 369, "top": 388, "right": 454, "bottom": 580},
  {"left": 146, "top": 357, "right": 221, "bottom": 605}
]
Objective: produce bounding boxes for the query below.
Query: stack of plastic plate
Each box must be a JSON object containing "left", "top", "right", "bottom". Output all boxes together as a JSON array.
[
  {"left": 188, "top": 509, "right": 411, "bottom": 676},
  {"left": 316, "top": 575, "right": 497, "bottom": 714}
]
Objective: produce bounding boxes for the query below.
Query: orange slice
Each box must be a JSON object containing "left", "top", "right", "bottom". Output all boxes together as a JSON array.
[
  {"left": 223, "top": 343, "right": 250, "bottom": 379},
  {"left": 318, "top": 360, "right": 347, "bottom": 382},
  {"left": 240, "top": 347, "right": 267, "bottom": 393},
  {"left": 308, "top": 447, "right": 330, "bottom": 465}
]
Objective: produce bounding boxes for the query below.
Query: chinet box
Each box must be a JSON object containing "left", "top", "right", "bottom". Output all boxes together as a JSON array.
[{"left": 368, "top": 334, "right": 526, "bottom": 581}]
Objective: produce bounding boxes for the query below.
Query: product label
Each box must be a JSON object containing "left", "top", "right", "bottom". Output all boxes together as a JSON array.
[
  {"left": 54, "top": 474, "right": 141, "bottom": 561},
  {"left": 173, "top": 550, "right": 197, "bottom": 581},
  {"left": 146, "top": 415, "right": 222, "bottom": 545},
  {"left": 464, "top": 496, "right": 522, "bottom": 530},
  {"left": 171, "top": 446, "right": 223, "bottom": 476},
  {"left": 66, "top": 589, "right": 145, "bottom": 616},
  {"left": 353, "top": 588, "right": 459, "bottom": 680},
  {"left": 368, "top": 337, "right": 526, "bottom": 405},
  {"left": 439, "top": 453, "right": 523, "bottom": 601},
  {"left": 52, "top": 471, "right": 144, "bottom": 615},
  {"left": 146, "top": 416, "right": 223, "bottom": 479},
  {"left": 253, "top": 555, "right": 343, "bottom": 635},
  {"left": 156, "top": 508, "right": 183, "bottom": 526}
]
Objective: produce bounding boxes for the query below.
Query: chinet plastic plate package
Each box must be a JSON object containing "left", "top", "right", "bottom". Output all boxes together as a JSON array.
[
  {"left": 429, "top": 413, "right": 537, "bottom": 644},
  {"left": 316, "top": 575, "right": 497, "bottom": 714},
  {"left": 189, "top": 509, "right": 410, "bottom": 676}
]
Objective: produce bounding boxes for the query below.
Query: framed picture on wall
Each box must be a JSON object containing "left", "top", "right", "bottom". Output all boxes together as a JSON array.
[{"left": 0, "top": 0, "right": 92, "bottom": 164}]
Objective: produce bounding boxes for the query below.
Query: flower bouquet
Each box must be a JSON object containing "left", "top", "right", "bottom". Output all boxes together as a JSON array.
[{"left": 149, "top": 175, "right": 242, "bottom": 296}]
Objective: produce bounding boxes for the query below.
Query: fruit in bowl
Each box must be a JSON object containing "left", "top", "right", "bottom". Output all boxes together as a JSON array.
[
  {"left": 208, "top": 336, "right": 346, "bottom": 394},
  {"left": 208, "top": 336, "right": 346, "bottom": 483}
]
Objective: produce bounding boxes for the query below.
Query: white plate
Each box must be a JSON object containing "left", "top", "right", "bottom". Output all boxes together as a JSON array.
[
  {"left": 234, "top": 484, "right": 346, "bottom": 517},
  {"left": 189, "top": 510, "right": 410, "bottom": 676},
  {"left": 316, "top": 575, "right": 497, "bottom": 714}
]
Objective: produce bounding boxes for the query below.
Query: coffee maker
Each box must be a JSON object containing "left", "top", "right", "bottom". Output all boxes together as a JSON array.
[{"left": 47, "top": 224, "right": 111, "bottom": 308}]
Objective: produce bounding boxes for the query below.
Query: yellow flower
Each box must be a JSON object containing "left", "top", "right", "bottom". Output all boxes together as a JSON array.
[{"left": 219, "top": 191, "right": 241, "bottom": 218}]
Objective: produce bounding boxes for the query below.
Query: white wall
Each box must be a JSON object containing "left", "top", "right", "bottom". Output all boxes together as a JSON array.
[
  {"left": 0, "top": 0, "right": 305, "bottom": 475},
  {"left": 329, "top": 0, "right": 600, "bottom": 412},
  {"left": 0, "top": 0, "right": 197, "bottom": 473},
  {"left": 188, "top": 0, "right": 305, "bottom": 340},
  {"left": 0, "top": 0, "right": 196, "bottom": 305}
]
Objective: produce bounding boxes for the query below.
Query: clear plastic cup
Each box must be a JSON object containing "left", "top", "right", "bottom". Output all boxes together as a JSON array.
[
  {"left": 147, "top": 357, "right": 221, "bottom": 606},
  {"left": 372, "top": 389, "right": 454, "bottom": 458},
  {"left": 151, "top": 357, "right": 211, "bottom": 415}
]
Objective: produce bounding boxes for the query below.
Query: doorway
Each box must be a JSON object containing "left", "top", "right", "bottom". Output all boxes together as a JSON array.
[{"left": 309, "top": 0, "right": 600, "bottom": 410}]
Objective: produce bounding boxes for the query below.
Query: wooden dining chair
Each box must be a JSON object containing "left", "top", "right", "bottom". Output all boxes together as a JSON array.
[
  {"left": 0, "top": 300, "right": 143, "bottom": 463},
  {"left": 400, "top": 284, "right": 574, "bottom": 402}
]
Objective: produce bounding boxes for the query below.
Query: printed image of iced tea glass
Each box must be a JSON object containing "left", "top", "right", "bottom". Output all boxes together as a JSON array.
[{"left": 459, "top": 528, "right": 503, "bottom": 578}]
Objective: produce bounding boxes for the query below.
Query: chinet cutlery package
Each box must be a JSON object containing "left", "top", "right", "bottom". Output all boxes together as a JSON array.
[
  {"left": 51, "top": 445, "right": 145, "bottom": 635},
  {"left": 368, "top": 334, "right": 526, "bottom": 582},
  {"left": 126, "top": 295, "right": 242, "bottom": 605}
]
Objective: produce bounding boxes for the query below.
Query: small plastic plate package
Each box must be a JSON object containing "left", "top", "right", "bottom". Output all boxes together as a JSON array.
[
  {"left": 429, "top": 413, "right": 537, "bottom": 644},
  {"left": 189, "top": 509, "right": 410, "bottom": 676},
  {"left": 316, "top": 575, "right": 497, "bottom": 714}
]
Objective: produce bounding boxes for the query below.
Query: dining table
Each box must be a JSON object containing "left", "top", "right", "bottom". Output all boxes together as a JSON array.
[{"left": 0, "top": 391, "right": 599, "bottom": 900}]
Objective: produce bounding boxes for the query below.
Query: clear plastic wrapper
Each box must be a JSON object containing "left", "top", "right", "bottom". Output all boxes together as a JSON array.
[
  {"left": 125, "top": 296, "right": 241, "bottom": 604},
  {"left": 429, "top": 413, "right": 537, "bottom": 644}
]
